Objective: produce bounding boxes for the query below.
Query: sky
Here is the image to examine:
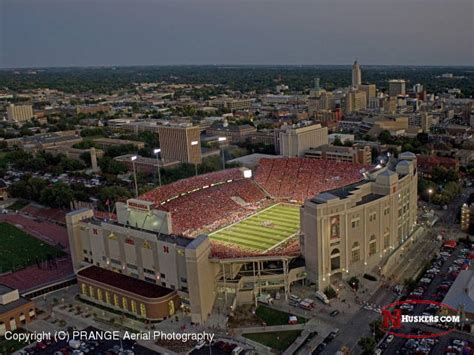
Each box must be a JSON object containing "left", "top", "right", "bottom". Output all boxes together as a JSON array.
[{"left": 1, "top": 0, "right": 473, "bottom": 68}]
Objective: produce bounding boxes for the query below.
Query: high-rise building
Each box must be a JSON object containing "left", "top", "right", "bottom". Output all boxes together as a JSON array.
[
  {"left": 277, "top": 123, "right": 328, "bottom": 157},
  {"left": 352, "top": 60, "right": 362, "bottom": 88},
  {"left": 421, "top": 112, "right": 433, "bottom": 133},
  {"left": 359, "top": 84, "right": 376, "bottom": 105},
  {"left": 300, "top": 155, "right": 418, "bottom": 290},
  {"left": 6, "top": 104, "right": 34, "bottom": 123},
  {"left": 345, "top": 90, "right": 367, "bottom": 113},
  {"left": 389, "top": 80, "right": 406, "bottom": 97},
  {"left": 157, "top": 124, "right": 202, "bottom": 164}
]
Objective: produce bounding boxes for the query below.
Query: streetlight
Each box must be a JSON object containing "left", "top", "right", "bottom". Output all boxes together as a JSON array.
[
  {"left": 131, "top": 155, "right": 138, "bottom": 197},
  {"left": 153, "top": 148, "right": 162, "bottom": 187},
  {"left": 218, "top": 137, "right": 227, "bottom": 170},
  {"left": 191, "top": 141, "right": 199, "bottom": 176},
  {"left": 428, "top": 188, "right": 433, "bottom": 204}
]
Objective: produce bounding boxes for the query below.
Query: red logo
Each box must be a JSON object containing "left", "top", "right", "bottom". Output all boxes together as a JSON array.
[{"left": 381, "top": 299, "right": 459, "bottom": 339}]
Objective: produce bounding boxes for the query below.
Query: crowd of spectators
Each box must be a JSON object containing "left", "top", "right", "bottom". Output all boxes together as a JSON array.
[
  {"left": 139, "top": 168, "right": 245, "bottom": 207},
  {"left": 162, "top": 179, "right": 266, "bottom": 235},
  {"left": 255, "top": 157, "right": 369, "bottom": 201}
]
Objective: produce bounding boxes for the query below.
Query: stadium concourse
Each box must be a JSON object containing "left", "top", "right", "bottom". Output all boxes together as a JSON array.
[{"left": 138, "top": 157, "right": 370, "bottom": 259}]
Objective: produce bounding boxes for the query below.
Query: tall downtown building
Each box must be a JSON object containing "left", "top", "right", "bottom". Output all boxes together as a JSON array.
[
  {"left": 352, "top": 60, "right": 362, "bottom": 88},
  {"left": 300, "top": 153, "right": 418, "bottom": 289}
]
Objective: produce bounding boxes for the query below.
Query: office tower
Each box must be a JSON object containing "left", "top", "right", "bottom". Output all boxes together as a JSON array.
[
  {"left": 157, "top": 123, "right": 202, "bottom": 164},
  {"left": 352, "top": 60, "right": 362, "bottom": 88},
  {"left": 389, "top": 80, "right": 406, "bottom": 97},
  {"left": 278, "top": 123, "right": 328, "bottom": 157},
  {"left": 345, "top": 90, "right": 367, "bottom": 114},
  {"left": 421, "top": 112, "right": 432, "bottom": 133},
  {"left": 6, "top": 104, "right": 34, "bottom": 123},
  {"left": 359, "top": 84, "right": 377, "bottom": 105}
]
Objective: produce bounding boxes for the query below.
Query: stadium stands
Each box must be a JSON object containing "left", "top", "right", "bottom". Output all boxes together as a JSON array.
[
  {"left": 255, "top": 157, "right": 368, "bottom": 201},
  {"left": 135, "top": 157, "right": 369, "bottom": 255}
]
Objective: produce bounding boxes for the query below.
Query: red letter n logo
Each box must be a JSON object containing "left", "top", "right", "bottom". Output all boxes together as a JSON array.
[{"left": 382, "top": 309, "right": 401, "bottom": 329}]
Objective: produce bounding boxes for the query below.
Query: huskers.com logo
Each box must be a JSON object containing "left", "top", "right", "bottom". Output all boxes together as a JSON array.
[{"left": 381, "top": 300, "right": 461, "bottom": 339}]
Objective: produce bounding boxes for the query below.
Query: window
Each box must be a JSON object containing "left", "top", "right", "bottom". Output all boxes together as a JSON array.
[
  {"left": 369, "top": 235, "right": 377, "bottom": 256},
  {"left": 97, "top": 289, "right": 103, "bottom": 302},
  {"left": 351, "top": 219, "right": 360, "bottom": 228},
  {"left": 89, "top": 286, "right": 94, "bottom": 298},
  {"left": 113, "top": 294, "right": 119, "bottom": 307},
  {"left": 384, "top": 228, "right": 390, "bottom": 249},
  {"left": 384, "top": 207, "right": 390, "bottom": 215},
  {"left": 105, "top": 291, "right": 111, "bottom": 304},
  {"left": 330, "top": 248, "right": 341, "bottom": 271},
  {"left": 369, "top": 212, "right": 377, "bottom": 222},
  {"left": 351, "top": 242, "right": 360, "bottom": 262},
  {"left": 122, "top": 297, "right": 128, "bottom": 310},
  {"left": 81, "top": 283, "right": 87, "bottom": 295},
  {"left": 131, "top": 300, "right": 137, "bottom": 313},
  {"left": 140, "top": 303, "right": 147, "bottom": 318},
  {"left": 160, "top": 273, "right": 166, "bottom": 279}
]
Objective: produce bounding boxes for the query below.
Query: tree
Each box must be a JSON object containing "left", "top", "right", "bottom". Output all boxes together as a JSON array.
[
  {"left": 97, "top": 186, "right": 131, "bottom": 209},
  {"left": 40, "top": 183, "right": 75, "bottom": 208},
  {"left": 333, "top": 136, "right": 343, "bottom": 146},
  {"left": 358, "top": 336, "right": 376, "bottom": 355},
  {"left": 378, "top": 130, "right": 393, "bottom": 145}
]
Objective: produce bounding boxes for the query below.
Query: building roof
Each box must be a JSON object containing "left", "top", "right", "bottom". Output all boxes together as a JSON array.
[
  {"left": 77, "top": 266, "right": 175, "bottom": 299},
  {"left": 442, "top": 270, "right": 474, "bottom": 314},
  {"left": 0, "top": 284, "right": 32, "bottom": 315}
]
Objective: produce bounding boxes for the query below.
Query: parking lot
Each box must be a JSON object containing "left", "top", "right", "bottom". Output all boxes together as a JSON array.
[{"left": 378, "top": 242, "right": 474, "bottom": 354}]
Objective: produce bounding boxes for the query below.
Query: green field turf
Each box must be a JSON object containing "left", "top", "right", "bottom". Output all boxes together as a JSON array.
[
  {"left": 209, "top": 204, "right": 300, "bottom": 251},
  {"left": 0, "top": 223, "right": 65, "bottom": 273}
]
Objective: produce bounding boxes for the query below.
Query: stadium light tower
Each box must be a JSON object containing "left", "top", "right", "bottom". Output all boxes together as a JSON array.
[
  {"left": 131, "top": 155, "right": 138, "bottom": 197},
  {"left": 218, "top": 137, "right": 227, "bottom": 170},
  {"left": 191, "top": 140, "right": 199, "bottom": 176},
  {"left": 153, "top": 148, "right": 162, "bottom": 187}
]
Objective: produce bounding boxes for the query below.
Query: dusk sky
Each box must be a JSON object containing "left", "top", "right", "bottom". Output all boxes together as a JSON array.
[{"left": 1, "top": 0, "right": 473, "bottom": 68}]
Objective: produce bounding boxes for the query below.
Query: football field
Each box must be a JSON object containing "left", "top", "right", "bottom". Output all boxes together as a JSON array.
[{"left": 209, "top": 204, "right": 300, "bottom": 251}]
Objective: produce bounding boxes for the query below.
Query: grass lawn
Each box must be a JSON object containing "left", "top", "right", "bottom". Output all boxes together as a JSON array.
[
  {"left": 0, "top": 222, "right": 65, "bottom": 273},
  {"left": 210, "top": 204, "right": 300, "bottom": 251},
  {"left": 0, "top": 329, "right": 31, "bottom": 354},
  {"left": 256, "top": 306, "right": 306, "bottom": 326},
  {"left": 243, "top": 330, "right": 302, "bottom": 351}
]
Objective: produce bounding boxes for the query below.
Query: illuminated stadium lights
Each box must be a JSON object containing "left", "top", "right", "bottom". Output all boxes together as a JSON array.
[
  {"left": 131, "top": 155, "right": 138, "bottom": 197},
  {"left": 243, "top": 169, "right": 252, "bottom": 179},
  {"left": 191, "top": 141, "right": 199, "bottom": 176},
  {"left": 153, "top": 148, "right": 162, "bottom": 186},
  {"left": 218, "top": 137, "right": 227, "bottom": 169}
]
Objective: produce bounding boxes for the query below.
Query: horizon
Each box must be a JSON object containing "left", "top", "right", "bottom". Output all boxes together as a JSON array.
[
  {"left": 1, "top": 0, "right": 473, "bottom": 68},
  {"left": 2, "top": 63, "right": 474, "bottom": 71}
]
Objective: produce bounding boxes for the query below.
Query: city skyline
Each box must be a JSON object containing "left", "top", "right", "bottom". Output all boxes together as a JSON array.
[{"left": 1, "top": 0, "right": 473, "bottom": 68}]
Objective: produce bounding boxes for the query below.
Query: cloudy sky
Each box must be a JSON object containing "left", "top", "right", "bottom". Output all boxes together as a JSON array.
[{"left": 1, "top": 0, "right": 473, "bottom": 68}]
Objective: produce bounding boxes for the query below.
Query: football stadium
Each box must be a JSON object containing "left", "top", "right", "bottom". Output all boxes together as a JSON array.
[
  {"left": 66, "top": 155, "right": 418, "bottom": 324},
  {"left": 137, "top": 157, "right": 369, "bottom": 258}
]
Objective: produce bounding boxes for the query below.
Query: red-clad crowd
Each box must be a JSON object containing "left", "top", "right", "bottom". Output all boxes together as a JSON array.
[
  {"left": 255, "top": 157, "right": 369, "bottom": 201},
  {"left": 162, "top": 179, "right": 266, "bottom": 235},
  {"left": 139, "top": 168, "right": 245, "bottom": 207}
]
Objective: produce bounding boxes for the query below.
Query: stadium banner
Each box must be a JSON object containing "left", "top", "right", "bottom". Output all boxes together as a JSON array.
[{"left": 127, "top": 199, "right": 153, "bottom": 212}]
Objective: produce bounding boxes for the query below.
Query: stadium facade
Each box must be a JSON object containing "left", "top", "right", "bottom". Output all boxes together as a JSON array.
[
  {"left": 301, "top": 152, "right": 418, "bottom": 289},
  {"left": 66, "top": 154, "right": 418, "bottom": 324}
]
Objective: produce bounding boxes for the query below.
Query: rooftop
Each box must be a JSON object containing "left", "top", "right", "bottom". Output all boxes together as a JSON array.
[{"left": 77, "top": 266, "right": 176, "bottom": 299}]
